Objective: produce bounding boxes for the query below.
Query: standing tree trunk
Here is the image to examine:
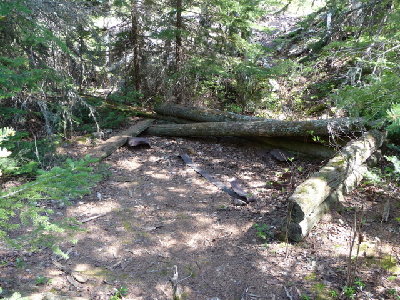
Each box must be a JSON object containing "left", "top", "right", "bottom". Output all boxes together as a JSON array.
[
  {"left": 175, "top": 0, "right": 183, "bottom": 102},
  {"left": 130, "top": 0, "right": 141, "bottom": 92},
  {"left": 78, "top": 24, "right": 85, "bottom": 92}
]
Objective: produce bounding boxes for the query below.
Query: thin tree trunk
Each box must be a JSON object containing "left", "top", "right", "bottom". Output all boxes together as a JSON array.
[
  {"left": 131, "top": 0, "right": 141, "bottom": 92},
  {"left": 175, "top": 0, "right": 183, "bottom": 102}
]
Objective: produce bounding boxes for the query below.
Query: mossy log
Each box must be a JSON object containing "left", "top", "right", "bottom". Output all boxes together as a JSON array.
[
  {"left": 153, "top": 104, "right": 358, "bottom": 158},
  {"left": 285, "top": 130, "right": 386, "bottom": 242},
  {"left": 155, "top": 103, "right": 262, "bottom": 122},
  {"left": 88, "top": 119, "right": 154, "bottom": 160},
  {"left": 146, "top": 117, "right": 365, "bottom": 138}
]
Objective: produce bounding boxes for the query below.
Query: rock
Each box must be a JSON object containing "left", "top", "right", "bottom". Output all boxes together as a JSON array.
[
  {"left": 270, "top": 149, "right": 292, "bottom": 162},
  {"left": 232, "top": 198, "right": 247, "bottom": 206},
  {"left": 72, "top": 271, "right": 88, "bottom": 283},
  {"left": 126, "top": 137, "right": 151, "bottom": 148}
]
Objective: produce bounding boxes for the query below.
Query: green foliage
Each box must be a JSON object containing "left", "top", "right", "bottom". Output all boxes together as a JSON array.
[
  {"left": 110, "top": 286, "right": 128, "bottom": 300},
  {"left": 72, "top": 97, "right": 129, "bottom": 132},
  {"left": 108, "top": 87, "right": 143, "bottom": 106},
  {"left": 0, "top": 56, "right": 53, "bottom": 100},
  {"left": 335, "top": 72, "right": 400, "bottom": 123},
  {"left": 253, "top": 223, "right": 272, "bottom": 241},
  {"left": 342, "top": 286, "right": 356, "bottom": 299},
  {"left": 0, "top": 127, "right": 64, "bottom": 177},
  {"left": 0, "top": 155, "right": 102, "bottom": 252},
  {"left": 34, "top": 275, "right": 50, "bottom": 285}
]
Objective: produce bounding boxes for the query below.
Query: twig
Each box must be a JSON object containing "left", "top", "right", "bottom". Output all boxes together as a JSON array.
[
  {"left": 241, "top": 286, "right": 264, "bottom": 300},
  {"left": 283, "top": 286, "right": 293, "bottom": 300},
  {"left": 284, "top": 204, "right": 293, "bottom": 259},
  {"left": 346, "top": 207, "right": 364, "bottom": 286},
  {"left": 80, "top": 213, "right": 106, "bottom": 223},
  {"left": 382, "top": 198, "right": 391, "bottom": 222},
  {"left": 170, "top": 265, "right": 184, "bottom": 300}
]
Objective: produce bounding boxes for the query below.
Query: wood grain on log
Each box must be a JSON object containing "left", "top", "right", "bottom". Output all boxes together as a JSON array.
[
  {"left": 146, "top": 118, "right": 365, "bottom": 138},
  {"left": 285, "top": 130, "right": 386, "bottom": 241},
  {"left": 155, "top": 103, "right": 262, "bottom": 122},
  {"left": 88, "top": 119, "right": 154, "bottom": 160},
  {"left": 155, "top": 104, "right": 338, "bottom": 158}
]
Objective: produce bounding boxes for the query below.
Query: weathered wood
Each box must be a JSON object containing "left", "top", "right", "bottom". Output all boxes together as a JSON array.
[
  {"left": 285, "top": 130, "right": 386, "bottom": 241},
  {"left": 88, "top": 119, "right": 154, "bottom": 160},
  {"left": 155, "top": 104, "right": 336, "bottom": 158},
  {"left": 146, "top": 118, "right": 365, "bottom": 138},
  {"left": 155, "top": 103, "right": 262, "bottom": 122},
  {"left": 108, "top": 103, "right": 190, "bottom": 124}
]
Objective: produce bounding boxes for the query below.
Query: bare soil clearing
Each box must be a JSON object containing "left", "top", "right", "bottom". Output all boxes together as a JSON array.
[{"left": 1, "top": 122, "right": 399, "bottom": 300}]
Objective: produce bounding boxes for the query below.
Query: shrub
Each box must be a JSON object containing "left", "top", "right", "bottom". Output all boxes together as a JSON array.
[{"left": 0, "top": 155, "right": 102, "bottom": 254}]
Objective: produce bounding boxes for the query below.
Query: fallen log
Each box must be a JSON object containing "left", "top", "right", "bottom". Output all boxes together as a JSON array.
[
  {"left": 155, "top": 103, "right": 262, "bottom": 122},
  {"left": 155, "top": 104, "right": 337, "bottom": 158},
  {"left": 88, "top": 119, "right": 154, "bottom": 160},
  {"left": 146, "top": 117, "right": 365, "bottom": 138},
  {"left": 283, "top": 130, "right": 386, "bottom": 242}
]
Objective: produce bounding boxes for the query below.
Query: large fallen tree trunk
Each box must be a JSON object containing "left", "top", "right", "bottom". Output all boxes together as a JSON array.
[
  {"left": 146, "top": 117, "right": 365, "bottom": 138},
  {"left": 283, "top": 130, "right": 386, "bottom": 242},
  {"left": 154, "top": 104, "right": 337, "bottom": 158},
  {"left": 88, "top": 119, "right": 154, "bottom": 160},
  {"left": 155, "top": 103, "right": 262, "bottom": 122}
]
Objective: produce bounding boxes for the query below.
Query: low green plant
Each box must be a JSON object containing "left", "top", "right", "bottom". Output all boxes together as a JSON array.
[
  {"left": 35, "top": 275, "right": 49, "bottom": 285},
  {"left": 110, "top": 286, "right": 128, "bottom": 300},
  {"left": 253, "top": 223, "right": 272, "bottom": 241},
  {"left": 342, "top": 285, "right": 356, "bottom": 299},
  {"left": 335, "top": 72, "right": 400, "bottom": 139},
  {"left": 15, "top": 258, "right": 25, "bottom": 269},
  {"left": 354, "top": 278, "right": 365, "bottom": 290},
  {"left": 329, "top": 289, "right": 339, "bottom": 298},
  {"left": 0, "top": 127, "right": 64, "bottom": 176},
  {"left": 108, "top": 87, "right": 143, "bottom": 105},
  {"left": 0, "top": 155, "right": 102, "bottom": 253}
]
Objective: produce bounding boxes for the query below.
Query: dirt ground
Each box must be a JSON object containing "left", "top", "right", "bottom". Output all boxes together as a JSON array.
[{"left": 1, "top": 121, "right": 400, "bottom": 300}]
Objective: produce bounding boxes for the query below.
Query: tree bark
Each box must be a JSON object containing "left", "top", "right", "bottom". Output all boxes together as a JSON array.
[
  {"left": 284, "top": 130, "right": 386, "bottom": 241},
  {"left": 155, "top": 103, "right": 262, "bottom": 122},
  {"left": 146, "top": 117, "right": 365, "bottom": 138},
  {"left": 175, "top": 0, "right": 183, "bottom": 102},
  {"left": 152, "top": 104, "right": 365, "bottom": 157},
  {"left": 130, "top": 0, "right": 141, "bottom": 91},
  {"left": 88, "top": 119, "right": 154, "bottom": 160}
]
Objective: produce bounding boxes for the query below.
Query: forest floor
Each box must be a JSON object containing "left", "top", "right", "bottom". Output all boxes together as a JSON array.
[{"left": 1, "top": 118, "right": 400, "bottom": 300}]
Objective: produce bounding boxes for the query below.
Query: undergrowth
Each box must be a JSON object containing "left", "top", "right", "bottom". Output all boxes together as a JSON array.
[{"left": 0, "top": 155, "right": 102, "bottom": 254}]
